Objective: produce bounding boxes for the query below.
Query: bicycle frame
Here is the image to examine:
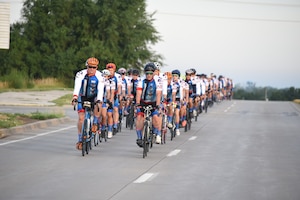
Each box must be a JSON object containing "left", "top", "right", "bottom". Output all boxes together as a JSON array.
[
  {"left": 81, "top": 101, "right": 94, "bottom": 156},
  {"left": 142, "top": 105, "right": 153, "bottom": 158}
]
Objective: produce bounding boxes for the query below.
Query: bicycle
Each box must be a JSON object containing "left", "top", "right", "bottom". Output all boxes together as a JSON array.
[
  {"left": 184, "top": 104, "right": 192, "bottom": 132},
  {"left": 167, "top": 103, "right": 177, "bottom": 141},
  {"left": 161, "top": 105, "right": 167, "bottom": 144},
  {"left": 141, "top": 105, "right": 154, "bottom": 158},
  {"left": 93, "top": 123, "right": 100, "bottom": 146},
  {"left": 74, "top": 100, "right": 95, "bottom": 156},
  {"left": 126, "top": 100, "right": 135, "bottom": 130}
]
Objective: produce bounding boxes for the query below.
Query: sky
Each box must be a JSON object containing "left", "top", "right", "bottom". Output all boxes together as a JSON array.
[{"left": 6, "top": 0, "right": 300, "bottom": 88}]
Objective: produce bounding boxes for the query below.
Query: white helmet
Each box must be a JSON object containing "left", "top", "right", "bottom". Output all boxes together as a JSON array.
[
  {"left": 118, "top": 67, "right": 127, "bottom": 74},
  {"left": 153, "top": 62, "right": 161, "bottom": 70},
  {"left": 102, "top": 69, "right": 110, "bottom": 76}
]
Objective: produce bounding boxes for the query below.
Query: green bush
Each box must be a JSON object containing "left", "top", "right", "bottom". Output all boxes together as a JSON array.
[{"left": 4, "top": 70, "right": 28, "bottom": 89}]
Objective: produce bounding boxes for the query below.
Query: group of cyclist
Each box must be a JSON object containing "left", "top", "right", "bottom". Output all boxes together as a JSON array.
[{"left": 72, "top": 57, "right": 234, "bottom": 151}]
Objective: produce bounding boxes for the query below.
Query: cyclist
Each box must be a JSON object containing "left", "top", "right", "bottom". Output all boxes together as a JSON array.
[
  {"left": 118, "top": 67, "right": 131, "bottom": 115},
  {"left": 100, "top": 69, "right": 113, "bottom": 135},
  {"left": 128, "top": 69, "right": 141, "bottom": 105},
  {"left": 72, "top": 57, "right": 104, "bottom": 150},
  {"left": 171, "top": 69, "right": 186, "bottom": 136},
  {"left": 164, "top": 72, "right": 175, "bottom": 129},
  {"left": 190, "top": 68, "right": 201, "bottom": 116},
  {"left": 185, "top": 69, "right": 196, "bottom": 118},
  {"left": 135, "top": 63, "right": 163, "bottom": 147},
  {"left": 153, "top": 62, "right": 167, "bottom": 135},
  {"left": 106, "top": 63, "right": 122, "bottom": 138}
]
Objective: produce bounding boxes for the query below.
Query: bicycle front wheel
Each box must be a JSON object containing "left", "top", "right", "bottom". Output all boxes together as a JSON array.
[{"left": 143, "top": 122, "right": 150, "bottom": 158}]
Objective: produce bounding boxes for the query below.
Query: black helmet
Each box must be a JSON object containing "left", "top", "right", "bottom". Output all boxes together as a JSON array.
[
  {"left": 190, "top": 68, "right": 196, "bottom": 74},
  {"left": 132, "top": 69, "right": 140, "bottom": 76},
  {"left": 127, "top": 68, "right": 133, "bottom": 75},
  {"left": 144, "top": 62, "right": 156, "bottom": 72},
  {"left": 185, "top": 69, "right": 193, "bottom": 75},
  {"left": 172, "top": 69, "right": 181, "bottom": 76}
]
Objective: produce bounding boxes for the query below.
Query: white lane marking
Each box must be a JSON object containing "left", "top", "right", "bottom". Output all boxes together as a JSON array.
[
  {"left": 167, "top": 149, "right": 181, "bottom": 157},
  {"left": 225, "top": 102, "right": 236, "bottom": 112},
  {"left": 0, "top": 126, "right": 76, "bottom": 146},
  {"left": 0, "top": 109, "right": 12, "bottom": 111},
  {"left": 189, "top": 136, "right": 197, "bottom": 141},
  {"left": 134, "top": 173, "right": 155, "bottom": 183}
]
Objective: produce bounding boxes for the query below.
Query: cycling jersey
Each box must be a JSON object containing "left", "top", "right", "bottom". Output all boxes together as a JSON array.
[
  {"left": 173, "top": 80, "right": 186, "bottom": 101},
  {"left": 108, "top": 73, "right": 122, "bottom": 99},
  {"left": 137, "top": 77, "right": 162, "bottom": 104},
  {"left": 130, "top": 77, "right": 141, "bottom": 98},
  {"left": 166, "top": 81, "right": 175, "bottom": 102},
  {"left": 73, "top": 69, "right": 104, "bottom": 102}
]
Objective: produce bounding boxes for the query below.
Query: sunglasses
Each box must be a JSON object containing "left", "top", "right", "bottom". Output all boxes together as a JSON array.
[
  {"left": 145, "top": 71, "right": 153, "bottom": 75},
  {"left": 106, "top": 65, "right": 114, "bottom": 69},
  {"left": 88, "top": 66, "right": 97, "bottom": 69}
]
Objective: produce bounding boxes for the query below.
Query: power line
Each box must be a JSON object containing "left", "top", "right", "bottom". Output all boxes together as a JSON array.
[
  {"left": 156, "top": 11, "right": 300, "bottom": 23},
  {"left": 196, "top": 0, "right": 300, "bottom": 7}
]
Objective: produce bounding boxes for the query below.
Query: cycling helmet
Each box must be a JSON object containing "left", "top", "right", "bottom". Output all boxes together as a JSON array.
[
  {"left": 153, "top": 62, "right": 161, "bottom": 71},
  {"left": 106, "top": 62, "right": 116, "bottom": 70},
  {"left": 132, "top": 69, "right": 140, "bottom": 76},
  {"left": 172, "top": 69, "right": 181, "bottom": 77},
  {"left": 118, "top": 67, "right": 127, "bottom": 74},
  {"left": 102, "top": 69, "right": 111, "bottom": 76},
  {"left": 185, "top": 69, "right": 193, "bottom": 75},
  {"left": 144, "top": 62, "right": 156, "bottom": 72},
  {"left": 85, "top": 57, "right": 99, "bottom": 67},
  {"left": 190, "top": 68, "right": 196, "bottom": 74},
  {"left": 164, "top": 72, "right": 172, "bottom": 80},
  {"left": 127, "top": 68, "right": 133, "bottom": 75}
]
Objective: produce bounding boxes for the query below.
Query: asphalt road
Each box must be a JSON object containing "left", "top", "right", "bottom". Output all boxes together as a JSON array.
[{"left": 1, "top": 100, "right": 300, "bottom": 200}]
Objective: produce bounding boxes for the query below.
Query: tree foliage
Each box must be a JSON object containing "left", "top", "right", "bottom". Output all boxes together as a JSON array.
[
  {"left": 234, "top": 84, "right": 300, "bottom": 101},
  {"left": 0, "top": 0, "right": 162, "bottom": 87}
]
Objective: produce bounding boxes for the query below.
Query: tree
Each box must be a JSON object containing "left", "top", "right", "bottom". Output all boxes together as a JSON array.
[{"left": 0, "top": 0, "right": 161, "bottom": 86}]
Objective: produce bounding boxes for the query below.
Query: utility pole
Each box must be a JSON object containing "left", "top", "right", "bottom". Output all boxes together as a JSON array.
[{"left": 265, "top": 87, "right": 268, "bottom": 101}]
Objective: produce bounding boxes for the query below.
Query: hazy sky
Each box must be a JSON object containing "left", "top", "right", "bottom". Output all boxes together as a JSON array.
[{"left": 7, "top": 0, "right": 300, "bottom": 88}]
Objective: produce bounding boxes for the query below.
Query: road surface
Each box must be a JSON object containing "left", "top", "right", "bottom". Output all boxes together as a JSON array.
[{"left": 1, "top": 100, "right": 300, "bottom": 200}]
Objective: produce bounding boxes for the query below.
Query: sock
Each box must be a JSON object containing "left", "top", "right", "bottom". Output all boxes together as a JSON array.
[
  {"left": 78, "top": 133, "right": 82, "bottom": 142},
  {"left": 136, "top": 130, "right": 142, "bottom": 139},
  {"left": 157, "top": 130, "right": 161, "bottom": 136},
  {"left": 93, "top": 116, "right": 98, "bottom": 124},
  {"left": 113, "top": 123, "right": 118, "bottom": 129},
  {"left": 176, "top": 123, "right": 179, "bottom": 129},
  {"left": 108, "top": 125, "right": 113, "bottom": 132},
  {"left": 153, "top": 127, "right": 158, "bottom": 135}
]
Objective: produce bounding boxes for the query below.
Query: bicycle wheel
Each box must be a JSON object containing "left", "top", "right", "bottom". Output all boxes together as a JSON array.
[
  {"left": 143, "top": 121, "right": 150, "bottom": 158},
  {"left": 172, "top": 113, "right": 176, "bottom": 139},
  {"left": 127, "top": 106, "right": 134, "bottom": 130},
  {"left": 118, "top": 121, "right": 122, "bottom": 133},
  {"left": 94, "top": 131, "right": 99, "bottom": 146},
  {"left": 101, "top": 129, "right": 107, "bottom": 142},
  {"left": 205, "top": 99, "right": 208, "bottom": 113},
  {"left": 161, "top": 114, "right": 167, "bottom": 144},
  {"left": 81, "top": 119, "right": 89, "bottom": 156}
]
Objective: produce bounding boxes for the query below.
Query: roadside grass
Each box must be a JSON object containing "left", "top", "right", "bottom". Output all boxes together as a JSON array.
[
  {"left": 0, "top": 78, "right": 71, "bottom": 93},
  {"left": 294, "top": 99, "right": 300, "bottom": 104},
  {"left": 0, "top": 111, "right": 65, "bottom": 129},
  {"left": 51, "top": 93, "right": 73, "bottom": 106}
]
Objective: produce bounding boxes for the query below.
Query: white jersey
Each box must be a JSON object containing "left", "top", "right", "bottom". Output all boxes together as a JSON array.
[
  {"left": 172, "top": 79, "right": 187, "bottom": 101},
  {"left": 73, "top": 69, "right": 104, "bottom": 101},
  {"left": 191, "top": 75, "right": 201, "bottom": 95},
  {"left": 200, "top": 78, "right": 206, "bottom": 95}
]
